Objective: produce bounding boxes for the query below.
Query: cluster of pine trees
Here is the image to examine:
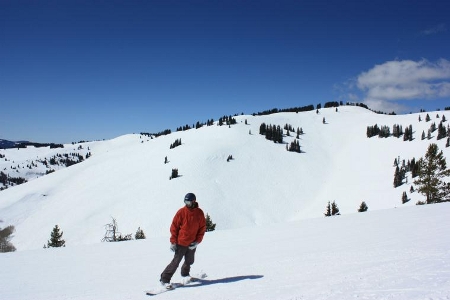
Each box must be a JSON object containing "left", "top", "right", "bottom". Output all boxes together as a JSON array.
[
  {"left": 284, "top": 124, "right": 303, "bottom": 138},
  {"left": 366, "top": 124, "right": 390, "bottom": 138},
  {"left": 0, "top": 149, "right": 90, "bottom": 191},
  {"left": 169, "top": 139, "right": 182, "bottom": 149},
  {"left": 367, "top": 124, "right": 413, "bottom": 140},
  {"left": 176, "top": 119, "right": 215, "bottom": 131},
  {"left": 323, "top": 101, "right": 341, "bottom": 108},
  {"left": 16, "top": 142, "right": 64, "bottom": 149},
  {"left": 47, "top": 153, "right": 87, "bottom": 167},
  {"left": 393, "top": 157, "right": 419, "bottom": 188},
  {"left": 287, "top": 140, "right": 301, "bottom": 153},
  {"left": 252, "top": 104, "right": 315, "bottom": 116},
  {"left": 0, "top": 171, "right": 27, "bottom": 191},
  {"left": 420, "top": 120, "right": 449, "bottom": 143},
  {"left": 259, "top": 123, "right": 283, "bottom": 143},
  {"left": 324, "top": 201, "right": 340, "bottom": 216},
  {"left": 218, "top": 115, "right": 237, "bottom": 126},
  {"left": 141, "top": 129, "right": 172, "bottom": 138}
]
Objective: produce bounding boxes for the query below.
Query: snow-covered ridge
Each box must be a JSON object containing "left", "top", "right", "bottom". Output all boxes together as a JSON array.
[{"left": 0, "top": 106, "right": 449, "bottom": 251}]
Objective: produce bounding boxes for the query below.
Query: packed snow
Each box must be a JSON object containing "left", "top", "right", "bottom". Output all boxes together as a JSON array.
[{"left": 0, "top": 106, "right": 449, "bottom": 299}]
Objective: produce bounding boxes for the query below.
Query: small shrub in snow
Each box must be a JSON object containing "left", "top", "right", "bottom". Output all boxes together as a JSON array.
[
  {"left": 102, "top": 217, "right": 133, "bottom": 242},
  {"left": 0, "top": 222, "right": 16, "bottom": 253}
]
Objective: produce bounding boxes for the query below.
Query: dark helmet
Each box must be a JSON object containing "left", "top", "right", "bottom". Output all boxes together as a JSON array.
[
  {"left": 184, "top": 193, "right": 196, "bottom": 202},
  {"left": 184, "top": 193, "right": 196, "bottom": 207}
]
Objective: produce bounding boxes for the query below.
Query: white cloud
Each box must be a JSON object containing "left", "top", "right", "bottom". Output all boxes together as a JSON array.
[
  {"left": 356, "top": 59, "right": 450, "bottom": 111},
  {"left": 347, "top": 93, "right": 359, "bottom": 101},
  {"left": 420, "top": 23, "right": 446, "bottom": 36},
  {"left": 362, "top": 99, "right": 408, "bottom": 113}
]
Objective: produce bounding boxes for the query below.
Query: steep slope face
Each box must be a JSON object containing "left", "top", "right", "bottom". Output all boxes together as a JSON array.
[{"left": 0, "top": 106, "right": 448, "bottom": 250}]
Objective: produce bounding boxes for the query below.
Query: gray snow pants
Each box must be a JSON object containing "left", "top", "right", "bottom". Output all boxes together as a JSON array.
[{"left": 160, "top": 245, "right": 196, "bottom": 283}]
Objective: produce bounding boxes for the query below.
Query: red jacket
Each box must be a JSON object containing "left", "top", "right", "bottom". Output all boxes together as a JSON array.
[{"left": 170, "top": 203, "right": 206, "bottom": 247}]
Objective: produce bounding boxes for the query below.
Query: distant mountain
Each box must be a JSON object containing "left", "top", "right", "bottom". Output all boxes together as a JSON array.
[
  {"left": 0, "top": 139, "right": 29, "bottom": 149},
  {"left": 1, "top": 106, "right": 449, "bottom": 251}
]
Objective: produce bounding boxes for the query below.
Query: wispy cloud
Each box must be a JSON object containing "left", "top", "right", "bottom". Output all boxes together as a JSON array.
[
  {"left": 355, "top": 59, "right": 450, "bottom": 112},
  {"left": 420, "top": 23, "right": 446, "bottom": 36}
]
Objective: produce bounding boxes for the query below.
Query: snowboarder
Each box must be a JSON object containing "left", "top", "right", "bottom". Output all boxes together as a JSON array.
[{"left": 160, "top": 193, "right": 206, "bottom": 289}]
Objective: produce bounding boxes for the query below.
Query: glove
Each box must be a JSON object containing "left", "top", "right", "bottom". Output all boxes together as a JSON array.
[
  {"left": 170, "top": 243, "right": 177, "bottom": 252},
  {"left": 188, "top": 242, "right": 198, "bottom": 250}
]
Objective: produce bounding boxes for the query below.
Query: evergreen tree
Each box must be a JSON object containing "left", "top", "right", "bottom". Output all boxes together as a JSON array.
[
  {"left": 259, "top": 123, "right": 267, "bottom": 135},
  {"left": 205, "top": 213, "right": 216, "bottom": 232},
  {"left": 46, "top": 225, "right": 65, "bottom": 248},
  {"left": 358, "top": 201, "right": 368, "bottom": 212},
  {"left": 402, "top": 191, "right": 409, "bottom": 204},
  {"left": 170, "top": 168, "right": 179, "bottom": 180},
  {"left": 288, "top": 139, "right": 301, "bottom": 153},
  {"left": 393, "top": 165, "right": 403, "bottom": 187},
  {"left": 135, "top": 227, "right": 146, "bottom": 240},
  {"left": 403, "top": 126, "right": 409, "bottom": 141},
  {"left": 430, "top": 122, "right": 436, "bottom": 132},
  {"left": 411, "top": 158, "right": 419, "bottom": 178},
  {"left": 437, "top": 121, "right": 447, "bottom": 140},
  {"left": 414, "top": 143, "right": 450, "bottom": 204},
  {"left": 331, "top": 201, "right": 340, "bottom": 215}
]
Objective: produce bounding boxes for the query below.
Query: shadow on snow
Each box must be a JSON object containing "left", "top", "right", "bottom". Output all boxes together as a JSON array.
[{"left": 183, "top": 275, "right": 264, "bottom": 288}]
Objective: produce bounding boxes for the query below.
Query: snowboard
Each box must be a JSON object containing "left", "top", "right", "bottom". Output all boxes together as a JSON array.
[{"left": 145, "top": 273, "right": 207, "bottom": 296}]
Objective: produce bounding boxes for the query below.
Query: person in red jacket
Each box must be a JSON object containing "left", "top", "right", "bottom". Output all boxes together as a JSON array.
[{"left": 160, "top": 193, "right": 206, "bottom": 288}]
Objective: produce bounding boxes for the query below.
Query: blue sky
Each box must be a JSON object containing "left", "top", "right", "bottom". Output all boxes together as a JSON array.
[{"left": 1, "top": 0, "right": 450, "bottom": 143}]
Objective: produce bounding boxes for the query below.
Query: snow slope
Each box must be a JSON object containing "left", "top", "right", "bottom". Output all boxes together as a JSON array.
[
  {"left": 0, "top": 106, "right": 449, "bottom": 251},
  {"left": 0, "top": 202, "right": 449, "bottom": 300},
  {"left": 1, "top": 106, "right": 450, "bottom": 299}
]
